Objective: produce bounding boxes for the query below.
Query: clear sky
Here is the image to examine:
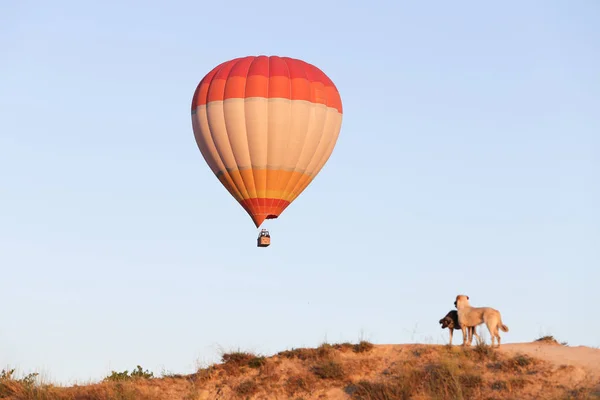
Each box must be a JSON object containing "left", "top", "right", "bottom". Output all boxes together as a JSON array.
[{"left": 1, "top": 0, "right": 598, "bottom": 385}]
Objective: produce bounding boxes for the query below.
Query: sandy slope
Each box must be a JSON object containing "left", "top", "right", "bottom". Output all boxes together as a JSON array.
[
  {"left": 373, "top": 342, "right": 600, "bottom": 378},
  {"left": 499, "top": 342, "right": 600, "bottom": 381}
]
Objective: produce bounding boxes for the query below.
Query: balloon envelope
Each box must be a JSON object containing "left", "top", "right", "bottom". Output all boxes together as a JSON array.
[{"left": 191, "top": 55, "right": 343, "bottom": 227}]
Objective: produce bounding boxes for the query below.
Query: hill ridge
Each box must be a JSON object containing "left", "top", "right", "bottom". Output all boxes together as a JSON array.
[{"left": 1, "top": 339, "right": 599, "bottom": 400}]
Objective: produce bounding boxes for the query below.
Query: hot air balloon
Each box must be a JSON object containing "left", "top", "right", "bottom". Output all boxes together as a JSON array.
[{"left": 190, "top": 55, "right": 343, "bottom": 247}]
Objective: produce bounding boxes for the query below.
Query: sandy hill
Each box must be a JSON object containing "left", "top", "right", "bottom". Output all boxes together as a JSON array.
[{"left": 1, "top": 337, "right": 599, "bottom": 400}]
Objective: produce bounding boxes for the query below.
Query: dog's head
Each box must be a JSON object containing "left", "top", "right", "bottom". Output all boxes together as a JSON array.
[
  {"left": 439, "top": 310, "right": 458, "bottom": 329},
  {"left": 439, "top": 316, "right": 453, "bottom": 329},
  {"left": 454, "top": 294, "right": 470, "bottom": 309}
]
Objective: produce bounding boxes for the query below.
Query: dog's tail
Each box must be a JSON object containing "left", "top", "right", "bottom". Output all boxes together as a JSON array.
[{"left": 499, "top": 323, "right": 509, "bottom": 332}]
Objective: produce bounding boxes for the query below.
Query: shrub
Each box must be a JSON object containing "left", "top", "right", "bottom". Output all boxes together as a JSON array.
[
  {"left": 235, "top": 379, "right": 259, "bottom": 397},
  {"left": 104, "top": 365, "right": 154, "bottom": 381},
  {"left": 312, "top": 360, "right": 345, "bottom": 380},
  {"left": 353, "top": 341, "right": 375, "bottom": 353}
]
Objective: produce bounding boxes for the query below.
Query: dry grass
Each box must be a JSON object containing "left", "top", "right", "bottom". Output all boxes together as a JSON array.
[
  {"left": 535, "top": 335, "right": 569, "bottom": 346},
  {"left": 1, "top": 340, "right": 599, "bottom": 400},
  {"left": 284, "top": 374, "right": 317, "bottom": 397},
  {"left": 311, "top": 359, "right": 345, "bottom": 380}
]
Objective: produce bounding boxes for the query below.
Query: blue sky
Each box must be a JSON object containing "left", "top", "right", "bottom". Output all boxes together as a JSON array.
[{"left": 1, "top": 0, "right": 598, "bottom": 385}]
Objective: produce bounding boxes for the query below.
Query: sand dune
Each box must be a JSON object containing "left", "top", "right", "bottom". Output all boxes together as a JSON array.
[{"left": 500, "top": 342, "right": 600, "bottom": 378}]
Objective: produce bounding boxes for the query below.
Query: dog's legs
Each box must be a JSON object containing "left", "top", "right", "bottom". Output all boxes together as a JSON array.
[
  {"left": 461, "top": 326, "right": 468, "bottom": 346},
  {"left": 467, "top": 327, "right": 473, "bottom": 346},
  {"left": 467, "top": 327, "right": 476, "bottom": 345},
  {"left": 472, "top": 328, "right": 480, "bottom": 345},
  {"left": 486, "top": 322, "right": 497, "bottom": 347},
  {"left": 449, "top": 329, "right": 453, "bottom": 345},
  {"left": 494, "top": 324, "right": 501, "bottom": 347}
]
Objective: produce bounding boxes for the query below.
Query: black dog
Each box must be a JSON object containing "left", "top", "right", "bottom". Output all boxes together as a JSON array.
[{"left": 439, "top": 310, "right": 479, "bottom": 345}]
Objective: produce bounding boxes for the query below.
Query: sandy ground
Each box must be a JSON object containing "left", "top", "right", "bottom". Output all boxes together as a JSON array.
[
  {"left": 499, "top": 342, "right": 600, "bottom": 380},
  {"left": 370, "top": 342, "right": 600, "bottom": 378}
]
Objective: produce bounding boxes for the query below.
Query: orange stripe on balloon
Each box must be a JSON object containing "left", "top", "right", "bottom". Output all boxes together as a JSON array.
[
  {"left": 219, "top": 76, "right": 292, "bottom": 101},
  {"left": 245, "top": 75, "right": 269, "bottom": 98},
  {"left": 217, "top": 169, "right": 313, "bottom": 201},
  {"left": 216, "top": 166, "right": 315, "bottom": 227}
]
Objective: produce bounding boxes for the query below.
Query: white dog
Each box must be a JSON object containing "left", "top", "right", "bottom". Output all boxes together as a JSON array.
[{"left": 454, "top": 294, "right": 509, "bottom": 347}]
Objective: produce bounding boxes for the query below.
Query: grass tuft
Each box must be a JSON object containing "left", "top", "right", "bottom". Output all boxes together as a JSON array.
[
  {"left": 535, "top": 335, "right": 569, "bottom": 346},
  {"left": 235, "top": 379, "right": 259, "bottom": 397},
  {"left": 284, "top": 374, "right": 315, "bottom": 397},
  {"left": 353, "top": 340, "right": 375, "bottom": 353},
  {"left": 104, "top": 365, "right": 155, "bottom": 382},
  {"left": 311, "top": 360, "right": 345, "bottom": 380}
]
